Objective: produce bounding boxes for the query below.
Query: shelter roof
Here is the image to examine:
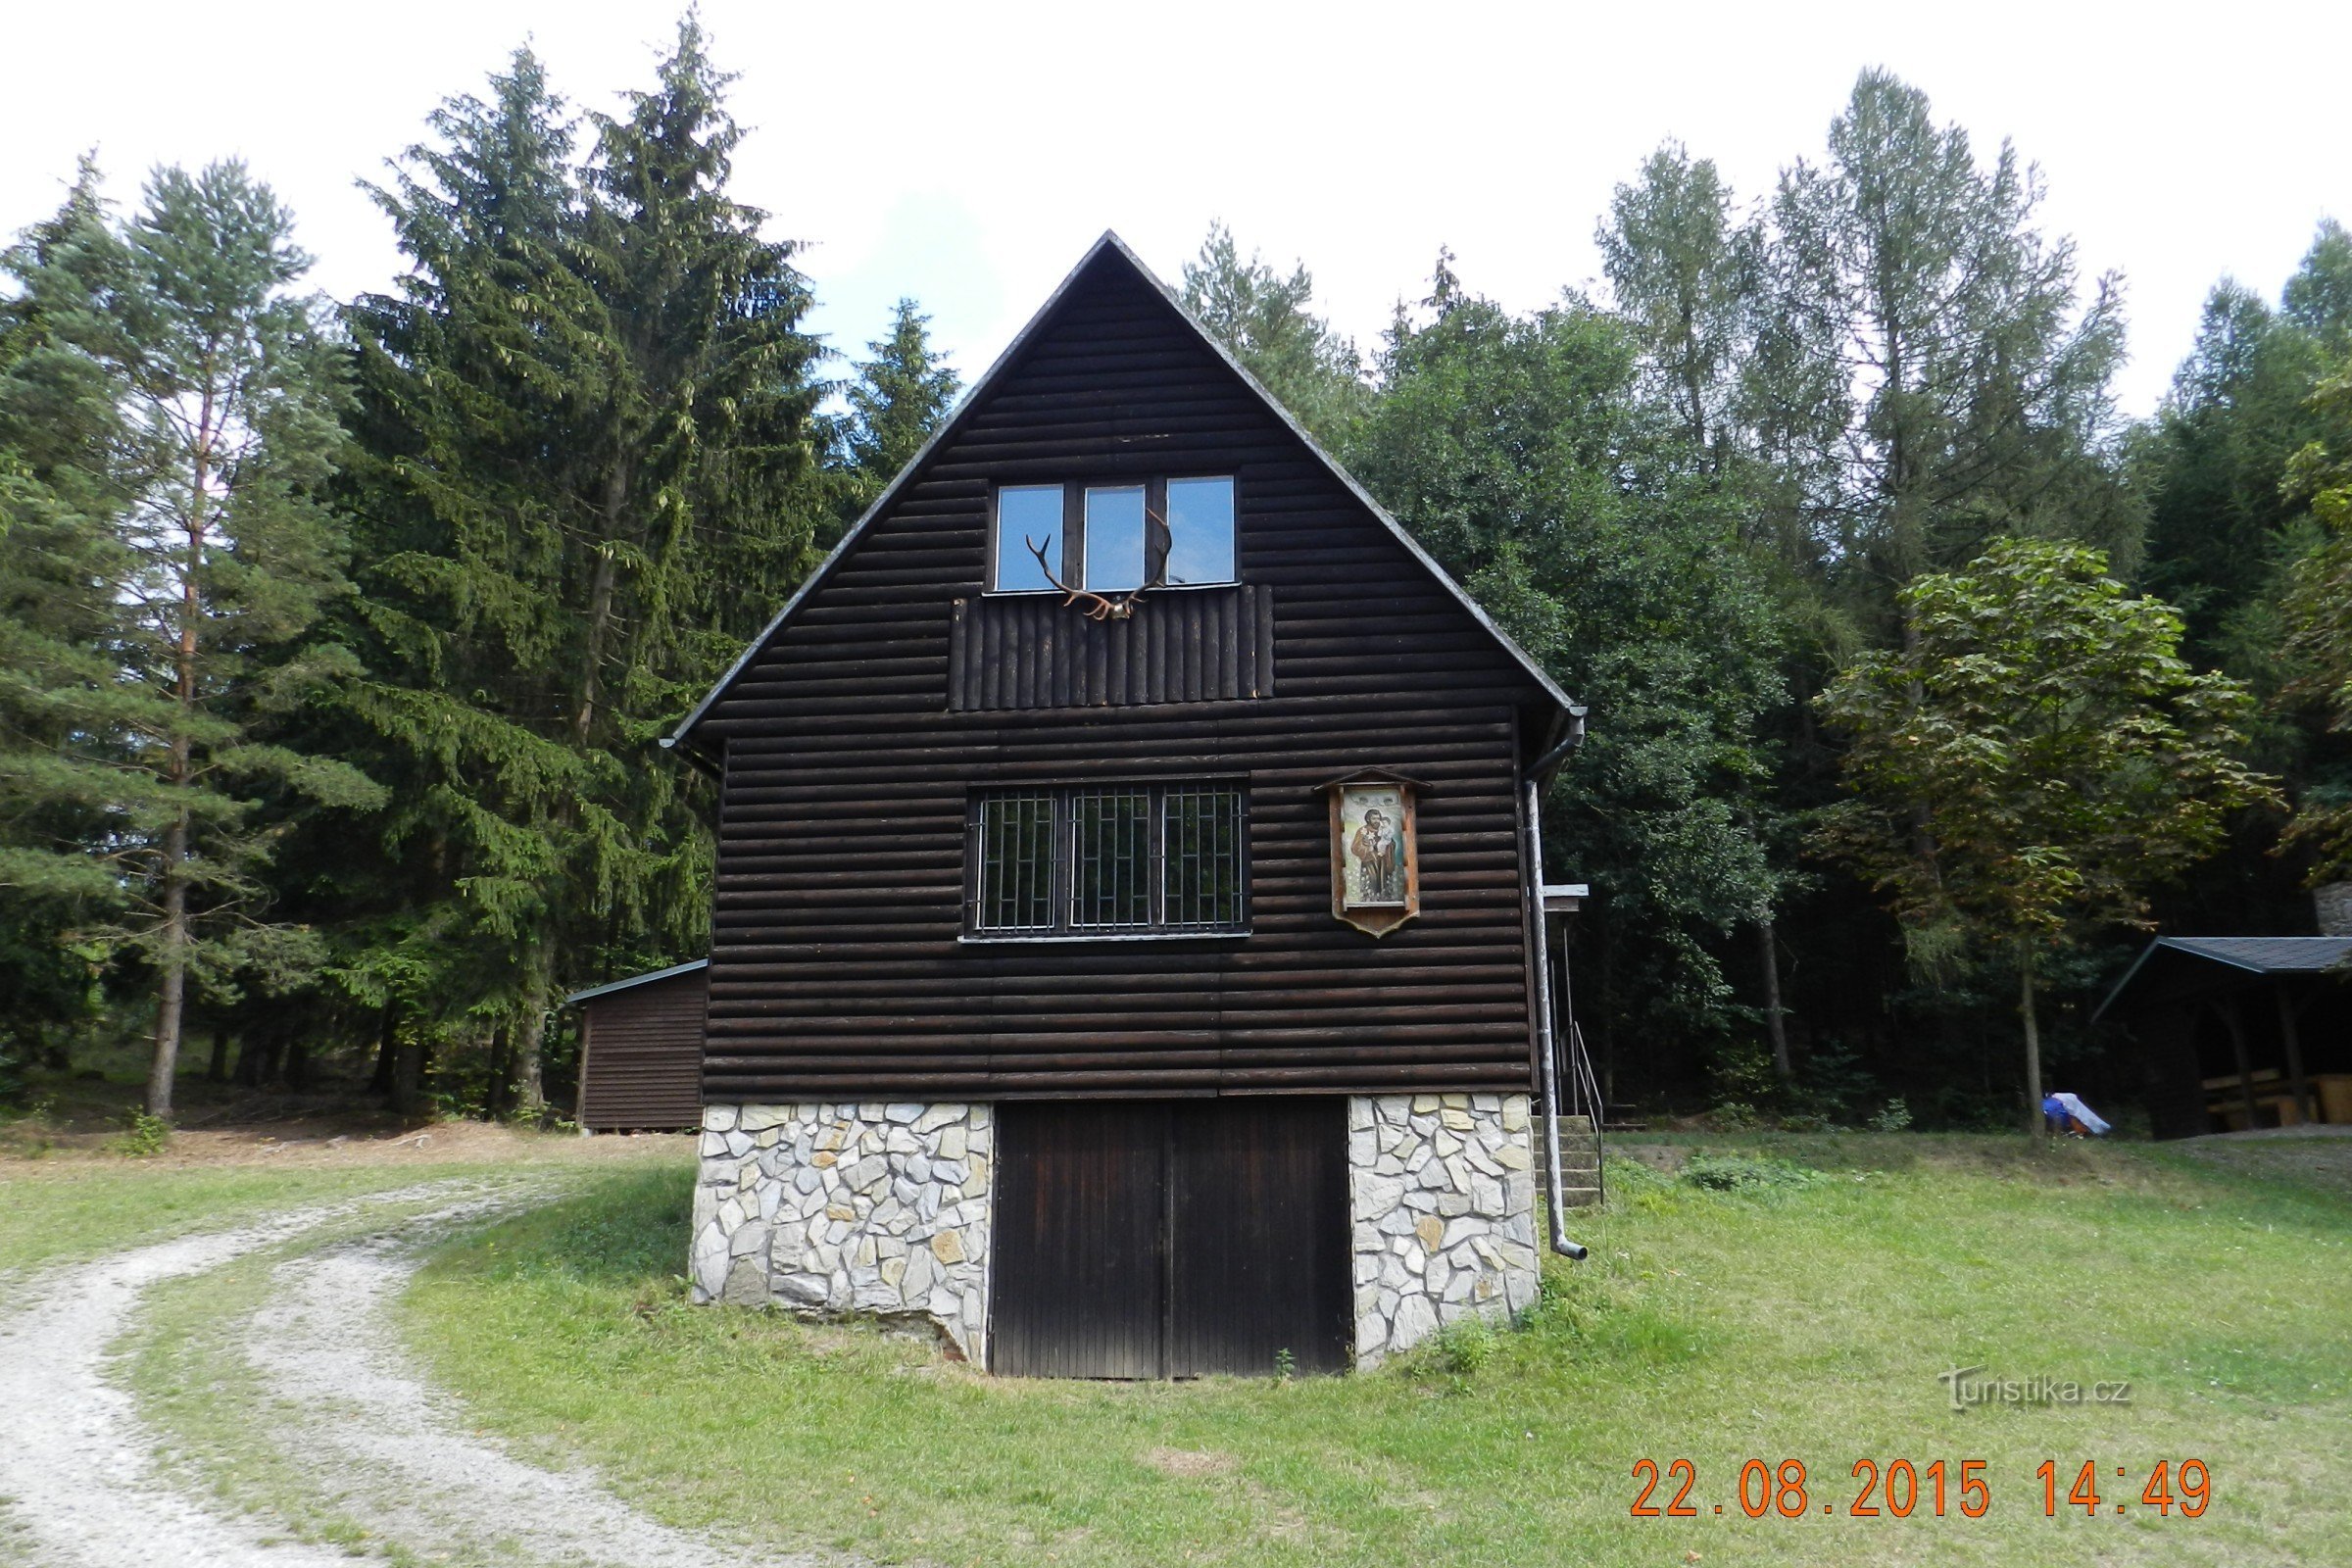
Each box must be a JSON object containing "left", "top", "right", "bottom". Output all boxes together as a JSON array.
[{"left": 2097, "top": 940, "right": 2352, "bottom": 1024}]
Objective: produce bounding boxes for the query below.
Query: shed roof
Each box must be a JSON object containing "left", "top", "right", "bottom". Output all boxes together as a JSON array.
[
  {"left": 2093, "top": 937, "right": 2352, "bottom": 1023},
  {"left": 664, "top": 230, "right": 1581, "bottom": 762},
  {"left": 564, "top": 959, "right": 709, "bottom": 1007}
]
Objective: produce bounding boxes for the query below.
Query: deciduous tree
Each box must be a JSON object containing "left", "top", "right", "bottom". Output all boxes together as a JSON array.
[{"left": 1816, "top": 539, "right": 2278, "bottom": 1132}]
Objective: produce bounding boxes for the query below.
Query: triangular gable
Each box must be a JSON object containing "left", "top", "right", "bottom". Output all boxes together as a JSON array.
[{"left": 666, "top": 231, "right": 1580, "bottom": 761}]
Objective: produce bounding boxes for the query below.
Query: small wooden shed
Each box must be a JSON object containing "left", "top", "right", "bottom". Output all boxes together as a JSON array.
[{"left": 568, "top": 960, "right": 708, "bottom": 1133}]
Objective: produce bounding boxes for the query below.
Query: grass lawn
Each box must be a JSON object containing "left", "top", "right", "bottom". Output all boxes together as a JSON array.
[{"left": 400, "top": 1132, "right": 2352, "bottom": 1567}]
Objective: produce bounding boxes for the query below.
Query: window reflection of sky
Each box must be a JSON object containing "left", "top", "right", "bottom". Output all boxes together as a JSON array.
[
  {"left": 1166, "top": 476, "right": 1235, "bottom": 584},
  {"left": 1085, "top": 485, "right": 1148, "bottom": 591},
  {"left": 995, "top": 484, "right": 1060, "bottom": 590}
]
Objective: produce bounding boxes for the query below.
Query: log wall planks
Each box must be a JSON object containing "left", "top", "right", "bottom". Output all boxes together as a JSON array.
[
  {"left": 948, "top": 583, "right": 1274, "bottom": 710},
  {"left": 577, "top": 969, "right": 708, "bottom": 1131},
  {"left": 691, "top": 251, "right": 1551, "bottom": 1102}
]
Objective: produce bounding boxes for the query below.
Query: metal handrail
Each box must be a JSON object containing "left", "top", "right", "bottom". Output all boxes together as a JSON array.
[{"left": 1566, "top": 1016, "right": 1605, "bottom": 1206}]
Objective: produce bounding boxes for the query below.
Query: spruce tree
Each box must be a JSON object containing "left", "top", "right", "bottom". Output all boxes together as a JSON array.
[
  {"left": 341, "top": 25, "right": 826, "bottom": 1111},
  {"left": 1180, "top": 222, "right": 1367, "bottom": 449},
  {"left": 829, "top": 298, "right": 959, "bottom": 524},
  {"left": 0, "top": 165, "right": 127, "bottom": 1069}
]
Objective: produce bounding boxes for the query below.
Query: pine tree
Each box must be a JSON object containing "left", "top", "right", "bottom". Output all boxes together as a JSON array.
[{"left": 3, "top": 163, "right": 380, "bottom": 1118}]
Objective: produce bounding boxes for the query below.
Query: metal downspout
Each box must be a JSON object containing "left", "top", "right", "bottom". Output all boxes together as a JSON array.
[{"left": 1523, "top": 774, "right": 1589, "bottom": 1262}]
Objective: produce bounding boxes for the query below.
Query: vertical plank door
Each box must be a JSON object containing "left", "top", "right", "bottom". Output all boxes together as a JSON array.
[
  {"left": 1167, "top": 1097, "right": 1351, "bottom": 1377},
  {"left": 991, "top": 1101, "right": 1170, "bottom": 1378},
  {"left": 992, "top": 1098, "right": 1349, "bottom": 1377}
]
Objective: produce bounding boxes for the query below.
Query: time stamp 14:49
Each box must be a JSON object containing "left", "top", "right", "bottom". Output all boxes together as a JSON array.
[{"left": 1631, "top": 1458, "right": 2211, "bottom": 1520}]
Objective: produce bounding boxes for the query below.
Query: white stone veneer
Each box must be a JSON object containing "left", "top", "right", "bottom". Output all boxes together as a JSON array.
[
  {"left": 689, "top": 1102, "right": 992, "bottom": 1361},
  {"left": 1348, "top": 1092, "right": 1538, "bottom": 1367}
]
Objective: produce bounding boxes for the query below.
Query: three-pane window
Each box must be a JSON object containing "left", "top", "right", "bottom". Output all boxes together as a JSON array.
[
  {"left": 989, "top": 477, "right": 1237, "bottom": 593},
  {"left": 970, "top": 783, "right": 1247, "bottom": 936}
]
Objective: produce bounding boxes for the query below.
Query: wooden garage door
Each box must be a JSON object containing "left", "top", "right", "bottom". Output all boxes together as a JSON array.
[{"left": 992, "top": 1099, "right": 1349, "bottom": 1378}]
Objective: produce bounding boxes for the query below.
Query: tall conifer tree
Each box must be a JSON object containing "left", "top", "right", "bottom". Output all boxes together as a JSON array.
[
  {"left": 341, "top": 24, "right": 825, "bottom": 1110},
  {"left": 2, "top": 163, "right": 377, "bottom": 1117}
]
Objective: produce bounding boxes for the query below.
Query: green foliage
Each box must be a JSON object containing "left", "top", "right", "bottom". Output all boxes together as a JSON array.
[
  {"left": 1868, "top": 1098, "right": 1914, "bottom": 1132},
  {"left": 1431, "top": 1314, "right": 1501, "bottom": 1375},
  {"left": 1817, "top": 538, "right": 2278, "bottom": 956},
  {"left": 332, "top": 26, "right": 829, "bottom": 1109},
  {"left": 827, "top": 297, "right": 959, "bottom": 527},
  {"left": 2279, "top": 345, "right": 2352, "bottom": 875},
  {"left": 1767, "top": 71, "right": 2139, "bottom": 608},
  {"left": 1180, "top": 222, "right": 1368, "bottom": 449},
  {"left": 1347, "top": 270, "right": 1788, "bottom": 1054},
  {"left": 113, "top": 1108, "right": 172, "bottom": 1157},
  {"left": 0, "top": 157, "right": 375, "bottom": 1118}
]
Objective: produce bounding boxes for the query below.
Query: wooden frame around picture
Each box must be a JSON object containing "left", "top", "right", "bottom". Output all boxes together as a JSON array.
[{"left": 1323, "top": 769, "right": 1421, "bottom": 938}]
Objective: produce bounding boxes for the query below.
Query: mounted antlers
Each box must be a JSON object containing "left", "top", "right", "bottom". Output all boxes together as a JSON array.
[{"left": 1025, "top": 534, "right": 1152, "bottom": 621}]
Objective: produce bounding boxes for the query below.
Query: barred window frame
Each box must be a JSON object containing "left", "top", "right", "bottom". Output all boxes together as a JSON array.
[{"left": 966, "top": 781, "right": 1249, "bottom": 939}]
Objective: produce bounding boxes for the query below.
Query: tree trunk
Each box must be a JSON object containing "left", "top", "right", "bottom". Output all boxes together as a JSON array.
[
  {"left": 484, "top": 1024, "right": 511, "bottom": 1117},
  {"left": 512, "top": 958, "right": 551, "bottom": 1118},
  {"left": 1758, "top": 914, "right": 1791, "bottom": 1079},
  {"left": 207, "top": 1023, "right": 230, "bottom": 1083},
  {"left": 147, "top": 807, "right": 190, "bottom": 1120},
  {"left": 368, "top": 1004, "right": 398, "bottom": 1096},
  {"left": 392, "top": 1027, "right": 427, "bottom": 1119},
  {"left": 2020, "top": 945, "right": 2044, "bottom": 1141},
  {"left": 149, "top": 384, "right": 212, "bottom": 1124},
  {"left": 573, "top": 461, "right": 632, "bottom": 745}
]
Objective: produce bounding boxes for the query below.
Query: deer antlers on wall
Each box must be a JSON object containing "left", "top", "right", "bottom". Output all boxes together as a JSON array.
[{"left": 1025, "top": 534, "right": 1151, "bottom": 621}]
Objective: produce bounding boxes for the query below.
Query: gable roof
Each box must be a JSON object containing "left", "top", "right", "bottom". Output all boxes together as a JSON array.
[{"left": 665, "top": 231, "right": 1581, "bottom": 762}]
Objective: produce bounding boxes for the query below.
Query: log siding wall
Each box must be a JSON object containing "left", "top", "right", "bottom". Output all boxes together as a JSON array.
[
  {"left": 576, "top": 969, "right": 708, "bottom": 1130},
  {"left": 692, "top": 255, "right": 1548, "bottom": 1102}
]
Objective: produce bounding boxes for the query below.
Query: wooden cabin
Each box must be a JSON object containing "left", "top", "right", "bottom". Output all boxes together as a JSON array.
[
  {"left": 566, "top": 960, "right": 707, "bottom": 1133},
  {"left": 664, "top": 233, "right": 1592, "bottom": 1376}
]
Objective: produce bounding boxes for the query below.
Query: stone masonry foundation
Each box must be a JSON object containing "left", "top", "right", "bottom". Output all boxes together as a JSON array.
[
  {"left": 1348, "top": 1093, "right": 1538, "bottom": 1367},
  {"left": 690, "top": 1102, "right": 993, "bottom": 1362}
]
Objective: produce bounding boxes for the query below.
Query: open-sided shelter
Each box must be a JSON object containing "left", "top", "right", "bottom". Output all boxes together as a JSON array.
[
  {"left": 2096, "top": 935, "right": 2352, "bottom": 1137},
  {"left": 661, "top": 233, "right": 1597, "bottom": 1375}
]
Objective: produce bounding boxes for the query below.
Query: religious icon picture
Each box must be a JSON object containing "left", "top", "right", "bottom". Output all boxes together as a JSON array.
[{"left": 1324, "top": 771, "right": 1421, "bottom": 937}]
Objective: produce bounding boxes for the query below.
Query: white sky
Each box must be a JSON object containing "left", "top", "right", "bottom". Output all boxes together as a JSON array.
[{"left": 6, "top": 0, "right": 2345, "bottom": 419}]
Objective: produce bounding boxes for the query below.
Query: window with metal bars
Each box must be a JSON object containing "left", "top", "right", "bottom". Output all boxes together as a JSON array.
[{"left": 968, "top": 783, "right": 1247, "bottom": 938}]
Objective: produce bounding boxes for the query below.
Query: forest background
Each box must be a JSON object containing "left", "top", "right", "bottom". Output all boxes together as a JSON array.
[{"left": 4, "top": 20, "right": 2349, "bottom": 1131}]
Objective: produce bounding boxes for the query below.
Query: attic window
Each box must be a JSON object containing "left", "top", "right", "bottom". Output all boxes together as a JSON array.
[{"left": 988, "top": 477, "right": 1237, "bottom": 594}]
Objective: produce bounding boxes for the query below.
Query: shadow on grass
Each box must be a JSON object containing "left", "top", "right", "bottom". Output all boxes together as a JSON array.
[{"left": 429, "top": 1164, "right": 695, "bottom": 1295}]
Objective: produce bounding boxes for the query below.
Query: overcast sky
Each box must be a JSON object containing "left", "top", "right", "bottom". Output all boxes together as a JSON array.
[{"left": 6, "top": 1, "right": 2345, "bottom": 419}]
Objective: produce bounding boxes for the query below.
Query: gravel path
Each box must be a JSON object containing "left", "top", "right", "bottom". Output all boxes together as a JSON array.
[
  {"left": 0, "top": 1186, "right": 840, "bottom": 1568},
  {"left": 245, "top": 1209, "right": 830, "bottom": 1567},
  {"left": 0, "top": 1189, "right": 449, "bottom": 1568}
]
